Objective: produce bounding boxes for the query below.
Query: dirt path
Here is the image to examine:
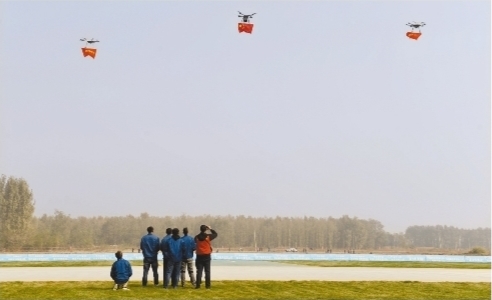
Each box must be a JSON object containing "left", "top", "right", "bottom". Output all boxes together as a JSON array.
[{"left": 1, "top": 261, "right": 490, "bottom": 282}]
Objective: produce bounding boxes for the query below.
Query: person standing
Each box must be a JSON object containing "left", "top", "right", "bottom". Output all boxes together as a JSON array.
[
  {"left": 110, "top": 250, "right": 133, "bottom": 291},
  {"left": 160, "top": 227, "right": 172, "bottom": 286},
  {"left": 194, "top": 225, "right": 218, "bottom": 289},
  {"left": 140, "top": 226, "right": 160, "bottom": 286},
  {"left": 180, "top": 227, "right": 196, "bottom": 287},
  {"left": 163, "top": 228, "right": 185, "bottom": 289}
]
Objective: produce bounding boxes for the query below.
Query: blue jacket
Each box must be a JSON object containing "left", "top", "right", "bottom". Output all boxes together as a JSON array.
[
  {"left": 140, "top": 233, "right": 160, "bottom": 259},
  {"left": 110, "top": 258, "right": 133, "bottom": 283},
  {"left": 160, "top": 234, "right": 172, "bottom": 258},
  {"left": 181, "top": 235, "right": 196, "bottom": 260},
  {"left": 163, "top": 235, "right": 185, "bottom": 262}
]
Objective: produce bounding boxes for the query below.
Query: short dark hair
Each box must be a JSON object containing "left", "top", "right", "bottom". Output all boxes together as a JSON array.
[
  {"left": 115, "top": 251, "right": 123, "bottom": 259},
  {"left": 147, "top": 226, "right": 154, "bottom": 233},
  {"left": 183, "top": 227, "right": 188, "bottom": 235},
  {"left": 172, "top": 228, "right": 180, "bottom": 235},
  {"left": 200, "top": 225, "right": 207, "bottom": 232},
  {"left": 166, "top": 228, "right": 172, "bottom": 235}
]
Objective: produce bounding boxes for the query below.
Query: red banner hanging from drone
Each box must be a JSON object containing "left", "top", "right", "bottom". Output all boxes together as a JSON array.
[
  {"left": 406, "top": 32, "right": 421, "bottom": 40},
  {"left": 238, "top": 23, "right": 254, "bottom": 34},
  {"left": 81, "top": 47, "right": 97, "bottom": 59}
]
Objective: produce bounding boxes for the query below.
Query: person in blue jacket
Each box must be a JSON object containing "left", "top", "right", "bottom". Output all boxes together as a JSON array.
[
  {"left": 140, "top": 226, "right": 160, "bottom": 286},
  {"left": 162, "top": 228, "right": 185, "bottom": 289},
  {"left": 180, "top": 227, "right": 196, "bottom": 287},
  {"left": 159, "top": 227, "right": 172, "bottom": 287},
  {"left": 110, "top": 251, "right": 133, "bottom": 291}
]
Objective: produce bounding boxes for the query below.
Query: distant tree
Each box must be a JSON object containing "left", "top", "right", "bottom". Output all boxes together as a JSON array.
[
  {"left": 0, "top": 175, "right": 35, "bottom": 251},
  {"left": 468, "top": 247, "right": 487, "bottom": 255}
]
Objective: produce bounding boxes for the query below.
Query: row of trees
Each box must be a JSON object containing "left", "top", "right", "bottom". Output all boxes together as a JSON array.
[
  {"left": 0, "top": 174, "right": 490, "bottom": 252},
  {"left": 405, "top": 225, "right": 491, "bottom": 250},
  {"left": 22, "top": 212, "right": 492, "bottom": 252}
]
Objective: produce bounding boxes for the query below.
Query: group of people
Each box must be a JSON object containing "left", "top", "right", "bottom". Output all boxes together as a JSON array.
[{"left": 110, "top": 224, "right": 218, "bottom": 290}]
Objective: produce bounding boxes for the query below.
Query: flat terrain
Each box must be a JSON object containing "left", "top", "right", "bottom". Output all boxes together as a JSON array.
[
  {"left": 1, "top": 261, "right": 490, "bottom": 282},
  {"left": 1, "top": 260, "right": 490, "bottom": 268},
  {"left": 0, "top": 281, "right": 489, "bottom": 299},
  {"left": 282, "top": 260, "right": 491, "bottom": 269}
]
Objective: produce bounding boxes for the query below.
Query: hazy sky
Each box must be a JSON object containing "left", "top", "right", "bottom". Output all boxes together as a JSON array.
[{"left": 1, "top": 1, "right": 490, "bottom": 233}]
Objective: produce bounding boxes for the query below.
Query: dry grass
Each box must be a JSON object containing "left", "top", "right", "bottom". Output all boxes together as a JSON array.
[{"left": 0, "top": 281, "right": 490, "bottom": 299}]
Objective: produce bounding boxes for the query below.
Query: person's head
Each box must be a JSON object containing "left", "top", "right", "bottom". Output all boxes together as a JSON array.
[
  {"left": 115, "top": 250, "right": 123, "bottom": 259},
  {"left": 147, "top": 226, "right": 154, "bottom": 234},
  {"left": 183, "top": 227, "right": 188, "bottom": 235},
  {"left": 172, "top": 228, "right": 180, "bottom": 236},
  {"left": 200, "top": 225, "right": 208, "bottom": 232},
  {"left": 166, "top": 228, "right": 172, "bottom": 235}
]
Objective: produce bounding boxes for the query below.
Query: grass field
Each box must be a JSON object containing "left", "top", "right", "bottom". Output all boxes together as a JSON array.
[
  {"left": 282, "top": 260, "right": 492, "bottom": 269},
  {"left": 1, "top": 281, "right": 490, "bottom": 299},
  {"left": 1, "top": 260, "right": 490, "bottom": 269}
]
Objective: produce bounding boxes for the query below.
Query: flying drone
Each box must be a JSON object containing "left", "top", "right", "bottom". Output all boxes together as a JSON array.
[
  {"left": 238, "top": 11, "right": 256, "bottom": 23},
  {"left": 406, "top": 22, "right": 426, "bottom": 32},
  {"left": 405, "top": 22, "right": 426, "bottom": 40},
  {"left": 238, "top": 11, "right": 256, "bottom": 34},
  {"left": 80, "top": 38, "right": 100, "bottom": 45},
  {"left": 80, "top": 38, "right": 100, "bottom": 59}
]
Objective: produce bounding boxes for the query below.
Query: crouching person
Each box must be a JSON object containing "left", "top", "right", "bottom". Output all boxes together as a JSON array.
[{"left": 110, "top": 251, "right": 133, "bottom": 291}]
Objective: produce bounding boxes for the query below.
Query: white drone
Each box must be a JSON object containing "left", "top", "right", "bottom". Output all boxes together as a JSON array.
[
  {"left": 406, "top": 22, "right": 426, "bottom": 32},
  {"left": 80, "top": 38, "right": 100, "bottom": 46}
]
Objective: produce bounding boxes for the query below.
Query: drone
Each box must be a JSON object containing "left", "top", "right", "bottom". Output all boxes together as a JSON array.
[
  {"left": 80, "top": 38, "right": 100, "bottom": 45},
  {"left": 238, "top": 11, "right": 256, "bottom": 23},
  {"left": 406, "top": 22, "right": 426, "bottom": 31}
]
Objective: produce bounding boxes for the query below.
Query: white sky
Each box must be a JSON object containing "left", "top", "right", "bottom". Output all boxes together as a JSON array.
[{"left": 1, "top": 1, "right": 490, "bottom": 233}]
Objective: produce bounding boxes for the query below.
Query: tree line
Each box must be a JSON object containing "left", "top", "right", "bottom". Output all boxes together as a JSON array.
[
  {"left": 1, "top": 174, "right": 490, "bottom": 252},
  {"left": 21, "top": 212, "right": 489, "bottom": 252}
]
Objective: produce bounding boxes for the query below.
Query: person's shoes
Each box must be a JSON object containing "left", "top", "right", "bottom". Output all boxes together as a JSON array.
[
  {"left": 113, "top": 284, "right": 118, "bottom": 291},
  {"left": 122, "top": 287, "right": 130, "bottom": 291},
  {"left": 195, "top": 286, "right": 200, "bottom": 289}
]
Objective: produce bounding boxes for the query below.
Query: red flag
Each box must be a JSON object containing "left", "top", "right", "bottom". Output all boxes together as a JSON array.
[
  {"left": 81, "top": 47, "right": 97, "bottom": 59},
  {"left": 238, "top": 23, "right": 254, "bottom": 34},
  {"left": 406, "top": 32, "right": 421, "bottom": 40}
]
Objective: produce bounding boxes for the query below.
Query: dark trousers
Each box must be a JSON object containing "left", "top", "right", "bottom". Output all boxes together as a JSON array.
[
  {"left": 142, "top": 257, "right": 159, "bottom": 286},
  {"left": 162, "top": 257, "right": 169, "bottom": 286},
  {"left": 164, "top": 260, "right": 181, "bottom": 288},
  {"left": 195, "top": 256, "right": 211, "bottom": 288}
]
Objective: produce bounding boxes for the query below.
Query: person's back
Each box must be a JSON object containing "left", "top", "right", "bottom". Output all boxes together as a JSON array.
[
  {"left": 160, "top": 228, "right": 172, "bottom": 258},
  {"left": 163, "top": 228, "right": 184, "bottom": 288},
  {"left": 181, "top": 233, "right": 195, "bottom": 260},
  {"left": 140, "top": 226, "right": 160, "bottom": 286},
  {"left": 112, "top": 257, "right": 133, "bottom": 282},
  {"left": 140, "top": 230, "right": 159, "bottom": 259},
  {"left": 195, "top": 226, "right": 217, "bottom": 257},
  {"left": 110, "top": 251, "right": 133, "bottom": 290},
  {"left": 180, "top": 227, "right": 196, "bottom": 287},
  {"left": 166, "top": 233, "right": 184, "bottom": 262},
  {"left": 194, "top": 225, "right": 218, "bottom": 289}
]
